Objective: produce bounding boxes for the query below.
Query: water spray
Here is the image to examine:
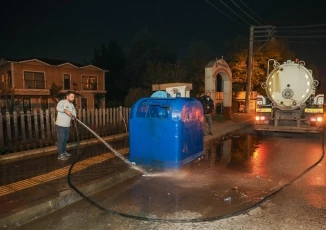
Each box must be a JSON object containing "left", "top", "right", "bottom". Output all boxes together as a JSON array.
[{"left": 71, "top": 115, "right": 148, "bottom": 175}]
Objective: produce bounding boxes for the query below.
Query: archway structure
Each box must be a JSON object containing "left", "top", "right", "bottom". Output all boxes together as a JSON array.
[{"left": 205, "top": 59, "right": 232, "bottom": 118}]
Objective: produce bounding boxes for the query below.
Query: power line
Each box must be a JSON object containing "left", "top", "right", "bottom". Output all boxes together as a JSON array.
[
  {"left": 205, "top": 0, "right": 247, "bottom": 27},
  {"left": 286, "top": 40, "right": 319, "bottom": 44},
  {"left": 273, "top": 35, "right": 326, "bottom": 38},
  {"left": 275, "top": 23, "right": 326, "bottom": 29},
  {"left": 253, "top": 40, "right": 269, "bottom": 55},
  {"left": 250, "top": 25, "right": 326, "bottom": 39},
  {"left": 274, "top": 29, "right": 326, "bottom": 34},
  {"left": 239, "top": 0, "right": 269, "bottom": 25},
  {"left": 219, "top": 0, "right": 251, "bottom": 25},
  {"left": 229, "top": 0, "right": 262, "bottom": 25},
  {"left": 253, "top": 27, "right": 275, "bottom": 55},
  {"left": 253, "top": 34, "right": 326, "bottom": 40}
]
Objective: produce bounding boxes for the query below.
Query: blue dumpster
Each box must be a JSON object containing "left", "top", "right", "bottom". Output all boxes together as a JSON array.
[{"left": 129, "top": 97, "right": 204, "bottom": 169}]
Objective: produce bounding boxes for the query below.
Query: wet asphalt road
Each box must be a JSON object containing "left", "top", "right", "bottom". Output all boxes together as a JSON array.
[{"left": 13, "top": 131, "right": 326, "bottom": 230}]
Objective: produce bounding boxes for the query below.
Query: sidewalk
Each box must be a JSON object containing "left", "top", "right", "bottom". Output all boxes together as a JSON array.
[{"left": 0, "top": 113, "right": 254, "bottom": 230}]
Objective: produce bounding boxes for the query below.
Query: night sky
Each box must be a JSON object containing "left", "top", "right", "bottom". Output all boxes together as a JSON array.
[{"left": 1, "top": 0, "right": 326, "bottom": 77}]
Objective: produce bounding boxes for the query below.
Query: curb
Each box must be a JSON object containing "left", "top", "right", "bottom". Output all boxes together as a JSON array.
[
  {"left": 0, "top": 133, "right": 129, "bottom": 162},
  {"left": 204, "top": 118, "right": 254, "bottom": 144},
  {"left": 0, "top": 168, "right": 140, "bottom": 230}
]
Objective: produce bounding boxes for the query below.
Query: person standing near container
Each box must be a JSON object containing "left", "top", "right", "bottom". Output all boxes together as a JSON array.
[
  {"left": 200, "top": 91, "right": 214, "bottom": 135},
  {"left": 55, "top": 91, "right": 76, "bottom": 160}
]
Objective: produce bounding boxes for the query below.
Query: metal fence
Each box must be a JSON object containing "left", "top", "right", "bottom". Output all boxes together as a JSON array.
[{"left": 0, "top": 107, "right": 131, "bottom": 154}]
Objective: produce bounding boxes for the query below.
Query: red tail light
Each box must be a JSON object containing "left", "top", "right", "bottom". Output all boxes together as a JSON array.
[
  {"left": 256, "top": 116, "right": 266, "bottom": 121},
  {"left": 310, "top": 117, "right": 323, "bottom": 122}
]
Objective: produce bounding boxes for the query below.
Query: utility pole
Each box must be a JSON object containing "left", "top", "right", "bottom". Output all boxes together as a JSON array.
[{"left": 245, "top": 26, "right": 254, "bottom": 113}]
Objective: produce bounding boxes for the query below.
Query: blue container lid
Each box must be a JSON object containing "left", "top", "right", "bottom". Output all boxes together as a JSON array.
[{"left": 150, "top": 91, "right": 171, "bottom": 98}]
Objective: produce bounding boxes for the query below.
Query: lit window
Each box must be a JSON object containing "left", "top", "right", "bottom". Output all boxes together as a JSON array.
[{"left": 82, "top": 76, "right": 97, "bottom": 90}]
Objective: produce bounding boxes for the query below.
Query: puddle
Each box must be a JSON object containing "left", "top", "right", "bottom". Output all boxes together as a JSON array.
[{"left": 208, "top": 134, "right": 260, "bottom": 173}]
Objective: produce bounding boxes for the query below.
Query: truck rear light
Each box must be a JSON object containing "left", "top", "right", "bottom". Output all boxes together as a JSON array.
[
  {"left": 256, "top": 116, "right": 266, "bottom": 121},
  {"left": 310, "top": 117, "right": 323, "bottom": 122}
]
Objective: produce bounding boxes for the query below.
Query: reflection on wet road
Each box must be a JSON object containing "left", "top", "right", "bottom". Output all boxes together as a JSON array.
[{"left": 88, "top": 132, "right": 324, "bottom": 220}]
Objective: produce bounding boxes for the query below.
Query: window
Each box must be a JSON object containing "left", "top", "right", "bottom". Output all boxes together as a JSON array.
[
  {"left": 63, "top": 74, "right": 71, "bottom": 90},
  {"left": 81, "top": 98, "right": 87, "bottom": 110},
  {"left": 24, "top": 71, "right": 45, "bottom": 89},
  {"left": 82, "top": 76, "right": 97, "bottom": 90}
]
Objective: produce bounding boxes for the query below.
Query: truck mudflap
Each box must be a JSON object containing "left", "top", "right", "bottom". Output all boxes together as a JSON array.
[{"left": 254, "top": 125, "right": 324, "bottom": 133}]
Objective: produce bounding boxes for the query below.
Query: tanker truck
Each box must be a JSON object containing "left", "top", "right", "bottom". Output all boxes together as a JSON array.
[{"left": 254, "top": 59, "right": 324, "bottom": 133}]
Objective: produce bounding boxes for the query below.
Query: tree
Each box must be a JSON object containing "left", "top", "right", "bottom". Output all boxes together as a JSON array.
[
  {"left": 125, "top": 27, "right": 177, "bottom": 89},
  {"left": 49, "top": 83, "right": 64, "bottom": 103},
  {"left": 93, "top": 92, "right": 106, "bottom": 109},
  {"left": 254, "top": 39, "right": 295, "bottom": 77},
  {"left": 225, "top": 36, "right": 296, "bottom": 92},
  {"left": 92, "top": 40, "right": 126, "bottom": 103},
  {"left": 226, "top": 47, "right": 248, "bottom": 84},
  {"left": 0, "top": 88, "right": 22, "bottom": 113},
  {"left": 305, "top": 63, "right": 321, "bottom": 91},
  {"left": 183, "top": 40, "right": 214, "bottom": 96},
  {"left": 124, "top": 88, "right": 151, "bottom": 107},
  {"left": 142, "top": 61, "right": 188, "bottom": 89}
]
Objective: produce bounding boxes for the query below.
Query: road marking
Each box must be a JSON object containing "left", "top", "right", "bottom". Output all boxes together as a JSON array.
[{"left": 0, "top": 148, "right": 129, "bottom": 197}]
